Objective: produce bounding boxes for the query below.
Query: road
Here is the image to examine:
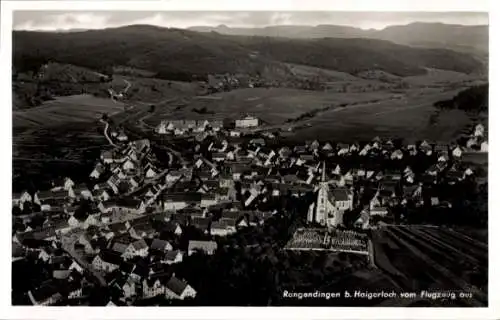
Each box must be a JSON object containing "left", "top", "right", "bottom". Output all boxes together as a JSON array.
[
  {"left": 61, "top": 230, "right": 107, "bottom": 287},
  {"left": 100, "top": 119, "right": 117, "bottom": 147}
]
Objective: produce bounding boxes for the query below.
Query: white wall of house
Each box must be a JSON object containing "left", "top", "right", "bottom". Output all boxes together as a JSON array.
[{"left": 164, "top": 201, "right": 188, "bottom": 211}]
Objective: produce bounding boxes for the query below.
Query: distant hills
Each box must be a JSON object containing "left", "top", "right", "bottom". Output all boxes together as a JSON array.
[
  {"left": 189, "top": 22, "right": 489, "bottom": 57},
  {"left": 13, "top": 24, "right": 485, "bottom": 82}
]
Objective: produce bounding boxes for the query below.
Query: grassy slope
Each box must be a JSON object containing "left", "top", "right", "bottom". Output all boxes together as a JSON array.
[{"left": 13, "top": 94, "right": 124, "bottom": 129}]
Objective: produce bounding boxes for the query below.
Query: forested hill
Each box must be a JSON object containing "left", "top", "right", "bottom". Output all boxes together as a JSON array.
[
  {"left": 13, "top": 24, "right": 484, "bottom": 81},
  {"left": 434, "top": 84, "right": 488, "bottom": 113}
]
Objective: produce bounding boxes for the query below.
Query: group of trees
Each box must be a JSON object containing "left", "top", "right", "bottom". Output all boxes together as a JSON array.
[{"left": 434, "top": 84, "right": 488, "bottom": 113}]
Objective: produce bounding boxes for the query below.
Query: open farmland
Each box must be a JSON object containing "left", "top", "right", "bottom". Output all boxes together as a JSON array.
[
  {"left": 290, "top": 88, "right": 472, "bottom": 142},
  {"left": 143, "top": 87, "right": 400, "bottom": 127},
  {"left": 403, "top": 68, "right": 487, "bottom": 87},
  {"left": 13, "top": 94, "right": 125, "bottom": 129},
  {"left": 13, "top": 122, "right": 111, "bottom": 192},
  {"left": 372, "top": 225, "right": 487, "bottom": 307},
  {"left": 143, "top": 86, "right": 477, "bottom": 144}
]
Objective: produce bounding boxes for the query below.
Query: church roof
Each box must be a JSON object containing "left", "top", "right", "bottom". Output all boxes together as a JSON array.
[{"left": 329, "top": 188, "right": 350, "bottom": 201}]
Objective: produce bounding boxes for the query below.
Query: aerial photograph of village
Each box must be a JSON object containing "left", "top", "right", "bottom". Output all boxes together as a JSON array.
[{"left": 11, "top": 10, "right": 488, "bottom": 307}]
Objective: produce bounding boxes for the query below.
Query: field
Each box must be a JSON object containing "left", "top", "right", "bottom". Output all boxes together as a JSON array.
[
  {"left": 403, "top": 68, "right": 487, "bottom": 87},
  {"left": 371, "top": 225, "right": 487, "bottom": 307},
  {"left": 13, "top": 123, "right": 110, "bottom": 192},
  {"left": 144, "top": 87, "right": 400, "bottom": 126},
  {"left": 143, "top": 85, "right": 476, "bottom": 143},
  {"left": 13, "top": 94, "right": 125, "bottom": 129},
  {"left": 288, "top": 88, "right": 472, "bottom": 142}
]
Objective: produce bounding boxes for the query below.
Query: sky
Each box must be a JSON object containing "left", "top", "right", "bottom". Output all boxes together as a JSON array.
[{"left": 13, "top": 11, "right": 489, "bottom": 31}]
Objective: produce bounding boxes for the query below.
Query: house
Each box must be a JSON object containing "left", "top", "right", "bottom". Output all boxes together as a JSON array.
[
  {"left": 188, "top": 240, "right": 218, "bottom": 256},
  {"left": 164, "top": 276, "right": 197, "bottom": 300},
  {"left": 111, "top": 240, "right": 129, "bottom": 255},
  {"left": 403, "top": 185, "right": 422, "bottom": 199},
  {"left": 474, "top": 123, "right": 485, "bottom": 137},
  {"left": 437, "top": 152, "right": 449, "bottom": 162},
  {"left": 69, "top": 260, "right": 84, "bottom": 274},
  {"left": 34, "top": 189, "right": 68, "bottom": 205},
  {"left": 390, "top": 150, "right": 404, "bottom": 160},
  {"left": 165, "top": 170, "right": 184, "bottom": 184},
  {"left": 452, "top": 146, "right": 463, "bottom": 158},
  {"left": 90, "top": 163, "right": 106, "bottom": 179},
  {"left": 337, "top": 144, "right": 350, "bottom": 156},
  {"left": 480, "top": 141, "right": 488, "bottom": 152},
  {"left": 150, "top": 239, "right": 173, "bottom": 253},
  {"left": 92, "top": 250, "right": 123, "bottom": 273},
  {"left": 12, "top": 191, "right": 32, "bottom": 207},
  {"left": 63, "top": 177, "right": 75, "bottom": 191},
  {"left": 28, "top": 281, "right": 62, "bottom": 306},
  {"left": 210, "top": 220, "right": 236, "bottom": 237},
  {"left": 354, "top": 210, "right": 370, "bottom": 230},
  {"left": 164, "top": 221, "right": 183, "bottom": 236},
  {"left": 145, "top": 166, "right": 158, "bottom": 179},
  {"left": 430, "top": 197, "right": 440, "bottom": 206},
  {"left": 164, "top": 250, "right": 184, "bottom": 265},
  {"left": 229, "top": 130, "right": 241, "bottom": 137},
  {"left": 116, "top": 198, "right": 146, "bottom": 214},
  {"left": 101, "top": 150, "right": 115, "bottom": 164},
  {"left": 121, "top": 278, "right": 137, "bottom": 299},
  {"left": 370, "top": 206, "right": 388, "bottom": 216},
  {"left": 78, "top": 234, "right": 96, "bottom": 254},
  {"left": 164, "top": 193, "right": 201, "bottom": 210},
  {"left": 66, "top": 281, "right": 84, "bottom": 299},
  {"left": 235, "top": 115, "right": 259, "bottom": 128},
  {"left": 95, "top": 189, "right": 112, "bottom": 202},
  {"left": 71, "top": 184, "right": 93, "bottom": 200},
  {"left": 212, "top": 152, "right": 226, "bottom": 162},
  {"left": 143, "top": 276, "right": 168, "bottom": 299},
  {"left": 322, "top": 142, "right": 333, "bottom": 151},
  {"left": 117, "top": 131, "right": 128, "bottom": 142},
  {"left": 122, "top": 239, "right": 149, "bottom": 260},
  {"left": 191, "top": 217, "right": 211, "bottom": 233},
  {"left": 331, "top": 188, "right": 353, "bottom": 211}
]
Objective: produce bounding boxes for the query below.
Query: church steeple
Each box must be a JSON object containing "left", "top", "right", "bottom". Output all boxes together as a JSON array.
[{"left": 321, "top": 161, "right": 326, "bottom": 182}]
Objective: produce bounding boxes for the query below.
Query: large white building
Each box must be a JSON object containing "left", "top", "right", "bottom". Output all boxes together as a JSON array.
[
  {"left": 307, "top": 163, "right": 352, "bottom": 228},
  {"left": 235, "top": 115, "right": 259, "bottom": 128}
]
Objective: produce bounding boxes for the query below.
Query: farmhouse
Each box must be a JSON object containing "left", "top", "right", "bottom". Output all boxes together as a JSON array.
[
  {"left": 164, "top": 276, "right": 197, "bottom": 300},
  {"left": 235, "top": 115, "right": 259, "bottom": 128},
  {"left": 188, "top": 240, "right": 218, "bottom": 256},
  {"left": 92, "top": 249, "right": 123, "bottom": 273}
]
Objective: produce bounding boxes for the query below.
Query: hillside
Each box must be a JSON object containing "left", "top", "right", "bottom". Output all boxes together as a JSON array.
[
  {"left": 189, "top": 22, "right": 489, "bottom": 56},
  {"left": 13, "top": 24, "right": 484, "bottom": 82}
]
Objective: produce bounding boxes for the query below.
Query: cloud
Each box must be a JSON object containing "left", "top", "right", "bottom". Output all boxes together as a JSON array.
[{"left": 12, "top": 11, "right": 489, "bottom": 31}]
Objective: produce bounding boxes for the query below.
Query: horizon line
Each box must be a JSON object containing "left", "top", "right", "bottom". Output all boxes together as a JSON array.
[{"left": 12, "top": 20, "right": 489, "bottom": 32}]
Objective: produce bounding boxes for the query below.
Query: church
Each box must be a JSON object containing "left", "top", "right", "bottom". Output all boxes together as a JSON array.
[{"left": 307, "top": 162, "right": 353, "bottom": 228}]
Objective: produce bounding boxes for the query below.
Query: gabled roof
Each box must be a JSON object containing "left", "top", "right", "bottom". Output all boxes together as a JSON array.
[
  {"left": 165, "top": 250, "right": 182, "bottom": 261},
  {"left": 30, "top": 280, "right": 60, "bottom": 302},
  {"left": 165, "top": 276, "right": 189, "bottom": 296},
  {"left": 98, "top": 249, "right": 123, "bottom": 266},
  {"left": 131, "top": 239, "right": 148, "bottom": 250},
  {"left": 329, "top": 188, "right": 350, "bottom": 202},
  {"left": 150, "top": 239, "right": 171, "bottom": 251},
  {"left": 111, "top": 242, "right": 128, "bottom": 254},
  {"left": 188, "top": 240, "right": 217, "bottom": 252},
  {"left": 164, "top": 193, "right": 202, "bottom": 203},
  {"left": 191, "top": 217, "right": 211, "bottom": 230}
]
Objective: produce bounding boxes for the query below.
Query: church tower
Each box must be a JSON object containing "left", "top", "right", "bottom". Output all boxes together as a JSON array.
[{"left": 308, "top": 162, "right": 333, "bottom": 225}]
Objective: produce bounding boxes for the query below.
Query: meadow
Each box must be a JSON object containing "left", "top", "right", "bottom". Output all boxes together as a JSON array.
[
  {"left": 144, "top": 85, "right": 475, "bottom": 144},
  {"left": 290, "top": 88, "right": 471, "bottom": 142},
  {"left": 144, "top": 87, "right": 399, "bottom": 126},
  {"left": 13, "top": 94, "right": 125, "bottom": 129}
]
